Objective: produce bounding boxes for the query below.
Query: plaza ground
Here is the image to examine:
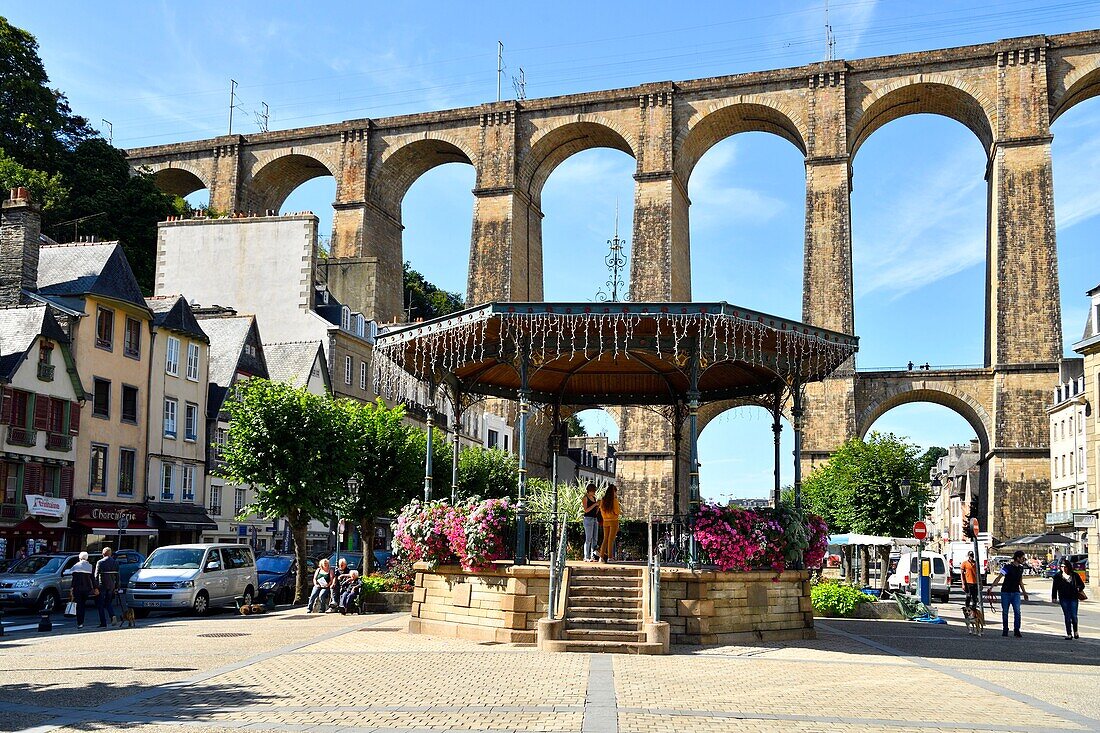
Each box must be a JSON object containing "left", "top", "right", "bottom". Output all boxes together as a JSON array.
[{"left": 1, "top": 582, "right": 1098, "bottom": 733}]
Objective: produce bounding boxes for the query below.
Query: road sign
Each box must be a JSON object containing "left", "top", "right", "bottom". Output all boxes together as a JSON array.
[
  {"left": 913, "top": 521, "right": 928, "bottom": 540},
  {"left": 970, "top": 517, "right": 980, "bottom": 535},
  {"left": 117, "top": 517, "right": 129, "bottom": 531}
]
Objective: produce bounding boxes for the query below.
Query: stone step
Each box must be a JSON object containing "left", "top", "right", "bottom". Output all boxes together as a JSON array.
[
  {"left": 541, "top": 639, "right": 665, "bottom": 655},
  {"left": 568, "top": 564, "right": 644, "bottom": 576},
  {"left": 565, "top": 605, "right": 641, "bottom": 619},
  {"left": 568, "top": 576, "right": 641, "bottom": 587},
  {"left": 564, "top": 628, "right": 646, "bottom": 642},
  {"left": 568, "top": 595, "right": 642, "bottom": 608},
  {"left": 566, "top": 616, "right": 642, "bottom": 630},
  {"left": 568, "top": 584, "right": 641, "bottom": 595}
]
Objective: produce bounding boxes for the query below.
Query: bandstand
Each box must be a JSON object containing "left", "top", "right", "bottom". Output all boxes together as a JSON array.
[{"left": 374, "top": 301, "right": 857, "bottom": 652}]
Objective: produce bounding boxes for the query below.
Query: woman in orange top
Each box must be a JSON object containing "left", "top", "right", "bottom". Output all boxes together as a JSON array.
[{"left": 598, "top": 484, "right": 621, "bottom": 563}]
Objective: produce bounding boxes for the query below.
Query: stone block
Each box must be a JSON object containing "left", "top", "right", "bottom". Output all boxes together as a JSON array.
[
  {"left": 451, "top": 583, "right": 472, "bottom": 608},
  {"left": 500, "top": 594, "right": 536, "bottom": 612},
  {"left": 503, "top": 611, "right": 527, "bottom": 629},
  {"left": 412, "top": 587, "right": 426, "bottom": 603}
]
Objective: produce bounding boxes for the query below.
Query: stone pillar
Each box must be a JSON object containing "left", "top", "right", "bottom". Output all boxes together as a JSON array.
[
  {"left": 0, "top": 188, "right": 40, "bottom": 306},
  {"left": 208, "top": 138, "right": 244, "bottom": 213}
]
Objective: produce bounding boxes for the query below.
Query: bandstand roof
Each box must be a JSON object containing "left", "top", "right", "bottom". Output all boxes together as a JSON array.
[{"left": 373, "top": 302, "right": 858, "bottom": 407}]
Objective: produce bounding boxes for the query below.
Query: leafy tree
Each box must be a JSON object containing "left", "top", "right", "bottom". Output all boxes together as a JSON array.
[
  {"left": 0, "top": 147, "right": 66, "bottom": 210},
  {"left": 403, "top": 262, "right": 464, "bottom": 320},
  {"left": 220, "top": 379, "right": 358, "bottom": 603},
  {"left": 338, "top": 399, "right": 423, "bottom": 573},
  {"left": 0, "top": 16, "right": 93, "bottom": 171},
  {"left": 454, "top": 446, "right": 518, "bottom": 500},
  {"left": 407, "top": 425, "right": 455, "bottom": 500},
  {"left": 799, "top": 432, "right": 930, "bottom": 589},
  {"left": 918, "top": 446, "right": 948, "bottom": 481},
  {"left": 566, "top": 414, "right": 586, "bottom": 437}
]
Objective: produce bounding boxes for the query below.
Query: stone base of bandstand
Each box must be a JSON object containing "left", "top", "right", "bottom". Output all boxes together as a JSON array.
[{"left": 408, "top": 562, "right": 815, "bottom": 648}]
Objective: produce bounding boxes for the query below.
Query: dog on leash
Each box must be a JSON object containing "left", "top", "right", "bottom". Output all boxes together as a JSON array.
[
  {"left": 115, "top": 607, "right": 136, "bottom": 628},
  {"left": 962, "top": 605, "right": 985, "bottom": 636}
]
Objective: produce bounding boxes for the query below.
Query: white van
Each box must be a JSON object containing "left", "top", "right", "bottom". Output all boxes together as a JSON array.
[
  {"left": 125, "top": 544, "right": 257, "bottom": 616},
  {"left": 887, "top": 551, "right": 951, "bottom": 603}
]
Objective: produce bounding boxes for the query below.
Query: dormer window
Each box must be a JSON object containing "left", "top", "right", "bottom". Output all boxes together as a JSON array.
[
  {"left": 341, "top": 306, "right": 351, "bottom": 332},
  {"left": 355, "top": 314, "right": 365, "bottom": 337},
  {"left": 39, "top": 340, "right": 53, "bottom": 364}
]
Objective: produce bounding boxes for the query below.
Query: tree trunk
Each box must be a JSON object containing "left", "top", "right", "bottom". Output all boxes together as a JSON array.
[
  {"left": 878, "top": 546, "right": 892, "bottom": 592},
  {"left": 859, "top": 546, "right": 871, "bottom": 587},
  {"left": 359, "top": 515, "right": 375, "bottom": 575},
  {"left": 290, "top": 510, "right": 311, "bottom": 604},
  {"left": 841, "top": 546, "right": 853, "bottom": 581}
]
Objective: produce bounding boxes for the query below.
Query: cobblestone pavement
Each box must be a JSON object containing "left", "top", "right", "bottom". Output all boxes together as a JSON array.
[{"left": 1, "top": 601, "right": 1098, "bottom": 733}]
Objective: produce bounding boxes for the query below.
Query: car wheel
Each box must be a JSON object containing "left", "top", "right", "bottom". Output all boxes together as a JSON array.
[
  {"left": 37, "top": 589, "right": 60, "bottom": 614},
  {"left": 241, "top": 587, "right": 254, "bottom": 607},
  {"left": 192, "top": 591, "right": 210, "bottom": 616}
]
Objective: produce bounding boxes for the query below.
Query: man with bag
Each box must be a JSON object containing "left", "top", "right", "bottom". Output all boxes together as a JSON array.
[
  {"left": 95, "top": 547, "right": 120, "bottom": 627},
  {"left": 68, "top": 551, "right": 99, "bottom": 629}
]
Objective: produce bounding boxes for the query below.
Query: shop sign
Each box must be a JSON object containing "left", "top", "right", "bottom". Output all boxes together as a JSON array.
[
  {"left": 25, "top": 494, "right": 67, "bottom": 519},
  {"left": 1074, "top": 513, "right": 1097, "bottom": 529},
  {"left": 72, "top": 503, "right": 147, "bottom": 525}
]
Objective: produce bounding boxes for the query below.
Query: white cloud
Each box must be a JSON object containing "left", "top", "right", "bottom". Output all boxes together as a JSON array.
[{"left": 689, "top": 142, "right": 787, "bottom": 228}]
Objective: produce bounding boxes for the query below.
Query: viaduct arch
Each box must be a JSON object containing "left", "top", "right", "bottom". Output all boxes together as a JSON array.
[{"left": 129, "top": 31, "right": 1100, "bottom": 538}]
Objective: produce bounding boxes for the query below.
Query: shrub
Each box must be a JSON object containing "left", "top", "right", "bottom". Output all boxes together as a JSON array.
[
  {"left": 392, "top": 497, "right": 515, "bottom": 571},
  {"left": 381, "top": 555, "right": 415, "bottom": 591},
  {"left": 691, "top": 502, "right": 829, "bottom": 574},
  {"left": 811, "top": 581, "right": 874, "bottom": 617},
  {"left": 360, "top": 574, "right": 388, "bottom": 594},
  {"left": 461, "top": 497, "right": 514, "bottom": 570},
  {"left": 392, "top": 499, "right": 459, "bottom": 566}
]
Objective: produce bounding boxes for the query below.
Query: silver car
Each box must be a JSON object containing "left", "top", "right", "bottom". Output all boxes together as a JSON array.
[
  {"left": 0, "top": 553, "right": 81, "bottom": 613},
  {"left": 125, "top": 544, "right": 257, "bottom": 616}
]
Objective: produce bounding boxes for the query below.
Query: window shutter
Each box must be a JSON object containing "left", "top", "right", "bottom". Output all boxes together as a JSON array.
[
  {"left": 60, "top": 465, "right": 74, "bottom": 500},
  {"left": 33, "top": 395, "right": 49, "bottom": 431},
  {"left": 69, "top": 401, "right": 81, "bottom": 435},
  {"left": 0, "top": 387, "right": 11, "bottom": 424},
  {"left": 24, "top": 462, "right": 42, "bottom": 494}
]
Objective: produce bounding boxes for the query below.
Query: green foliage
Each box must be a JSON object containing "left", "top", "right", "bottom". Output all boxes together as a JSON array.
[
  {"left": 800, "top": 432, "right": 930, "bottom": 537},
  {"left": 810, "top": 580, "right": 874, "bottom": 617},
  {"left": 525, "top": 478, "right": 588, "bottom": 520},
  {"left": 918, "top": 446, "right": 948, "bottom": 480},
  {"left": 403, "top": 262, "right": 464, "bottom": 320},
  {"left": 454, "top": 446, "right": 518, "bottom": 500},
  {"left": 360, "top": 575, "right": 388, "bottom": 594},
  {"left": 0, "top": 147, "right": 66, "bottom": 209},
  {"left": 566, "top": 414, "right": 586, "bottom": 437},
  {"left": 407, "top": 426, "right": 454, "bottom": 498}
]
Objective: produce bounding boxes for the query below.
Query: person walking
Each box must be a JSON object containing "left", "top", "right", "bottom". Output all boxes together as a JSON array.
[
  {"left": 1051, "top": 557, "right": 1085, "bottom": 640},
  {"left": 70, "top": 551, "right": 98, "bottom": 629},
  {"left": 597, "top": 484, "right": 621, "bottom": 564},
  {"left": 990, "top": 550, "right": 1029, "bottom": 637},
  {"left": 307, "top": 558, "right": 333, "bottom": 613},
  {"left": 94, "top": 547, "right": 120, "bottom": 627},
  {"left": 961, "top": 551, "right": 980, "bottom": 610},
  {"left": 582, "top": 484, "right": 601, "bottom": 561}
]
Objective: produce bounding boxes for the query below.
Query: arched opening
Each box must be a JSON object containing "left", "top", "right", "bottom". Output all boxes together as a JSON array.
[
  {"left": 1050, "top": 81, "right": 1100, "bottom": 354},
  {"left": 283, "top": 177, "right": 336, "bottom": 253},
  {"left": 248, "top": 154, "right": 335, "bottom": 213},
  {"left": 153, "top": 167, "right": 207, "bottom": 200},
  {"left": 696, "top": 403, "right": 793, "bottom": 504},
  {"left": 851, "top": 108, "right": 989, "bottom": 368},
  {"left": 521, "top": 121, "right": 637, "bottom": 301}
]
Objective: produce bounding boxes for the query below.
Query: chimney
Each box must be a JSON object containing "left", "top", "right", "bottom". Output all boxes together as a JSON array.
[
  {"left": 969, "top": 438, "right": 980, "bottom": 454},
  {"left": 1, "top": 187, "right": 41, "bottom": 306}
]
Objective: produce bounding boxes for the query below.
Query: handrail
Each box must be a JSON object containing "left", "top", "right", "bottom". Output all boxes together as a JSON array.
[
  {"left": 546, "top": 515, "right": 569, "bottom": 621},
  {"left": 647, "top": 515, "right": 662, "bottom": 623}
]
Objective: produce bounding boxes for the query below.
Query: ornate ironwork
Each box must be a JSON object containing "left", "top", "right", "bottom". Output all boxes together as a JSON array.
[{"left": 595, "top": 205, "right": 628, "bottom": 302}]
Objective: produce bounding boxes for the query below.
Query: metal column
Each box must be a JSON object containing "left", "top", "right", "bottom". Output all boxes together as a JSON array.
[
  {"left": 514, "top": 353, "right": 531, "bottom": 565},
  {"left": 772, "top": 390, "right": 783, "bottom": 507},
  {"left": 687, "top": 349, "right": 701, "bottom": 567},
  {"left": 424, "top": 379, "right": 436, "bottom": 502}
]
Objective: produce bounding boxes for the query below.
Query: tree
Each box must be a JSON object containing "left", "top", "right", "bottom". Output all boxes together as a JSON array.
[
  {"left": 220, "top": 379, "right": 358, "bottom": 603},
  {"left": 407, "top": 425, "right": 455, "bottom": 500},
  {"left": 918, "top": 446, "right": 948, "bottom": 481},
  {"left": 799, "top": 432, "right": 930, "bottom": 589},
  {"left": 566, "top": 414, "right": 586, "bottom": 437},
  {"left": 0, "top": 147, "right": 66, "bottom": 210},
  {"left": 403, "top": 262, "right": 464, "bottom": 320},
  {"left": 454, "top": 446, "right": 518, "bottom": 500},
  {"left": 338, "top": 399, "right": 424, "bottom": 574},
  {"left": 0, "top": 16, "right": 93, "bottom": 171}
]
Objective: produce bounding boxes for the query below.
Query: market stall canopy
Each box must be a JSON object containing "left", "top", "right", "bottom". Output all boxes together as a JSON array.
[
  {"left": 827, "top": 534, "right": 920, "bottom": 547},
  {"left": 995, "top": 532, "right": 1077, "bottom": 547},
  {"left": 374, "top": 302, "right": 859, "bottom": 406}
]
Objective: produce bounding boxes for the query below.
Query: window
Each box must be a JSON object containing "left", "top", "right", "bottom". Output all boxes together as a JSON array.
[
  {"left": 95, "top": 307, "right": 113, "bottom": 350},
  {"left": 209, "top": 484, "right": 221, "bottom": 516},
  {"left": 504, "top": 434, "right": 509, "bottom": 452},
  {"left": 359, "top": 361, "right": 367, "bottom": 390},
  {"left": 163, "top": 398, "right": 177, "bottom": 438},
  {"left": 234, "top": 487, "right": 246, "bottom": 515},
  {"left": 355, "top": 313, "right": 365, "bottom": 337},
  {"left": 165, "top": 337, "right": 180, "bottom": 376},
  {"left": 90, "top": 444, "right": 108, "bottom": 494},
  {"left": 185, "top": 402, "right": 199, "bottom": 441},
  {"left": 341, "top": 306, "right": 351, "bottom": 331},
  {"left": 118, "top": 448, "right": 135, "bottom": 496},
  {"left": 344, "top": 356, "right": 352, "bottom": 385},
  {"left": 1054, "top": 457, "right": 1059, "bottom": 478},
  {"left": 213, "top": 427, "right": 228, "bottom": 458},
  {"left": 186, "top": 342, "right": 200, "bottom": 381},
  {"left": 487, "top": 429, "right": 499, "bottom": 449},
  {"left": 161, "top": 462, "right": 174, "bottom": 500},
  {"left": 48, "top": 397, "right": 66, "bottom": 434},
  {"left": 124, "top": 317, "right": 141, "bottom": 358},
  {"left": 3, "top": 462, "right": 19, "bottom": 503},
  {"left": 121, "top": 385, "right": 138, "bottom": 423},
  {"left": 182, "top": 464, "right": 195, "bottom": 502},
  {"left": 38, "top": 339, "right": 52, "bottom": 364},
  {"left": 92, "top": 378, "right": 111, "bottom": 418}
]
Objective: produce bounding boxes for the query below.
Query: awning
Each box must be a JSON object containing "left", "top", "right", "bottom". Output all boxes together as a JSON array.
[
  {"left": 75, "top": 520, "right": 159, "bottom": 537},
  {"left": 995, "top": 532, "right": 1076, "bottom": 547},
  {"left": 0, "top": 516, "right": 66, "bottom": 536},
  {"left": 828, "top": 534, "right": 920, "bottom": 547},
  {"left": 147, "top": 503, "right": 218, "bottom": 532}
]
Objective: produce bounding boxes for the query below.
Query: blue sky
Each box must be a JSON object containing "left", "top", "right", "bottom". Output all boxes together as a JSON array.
[{"left": 13, "top": 1, "right": 1100, "bottom": 500}]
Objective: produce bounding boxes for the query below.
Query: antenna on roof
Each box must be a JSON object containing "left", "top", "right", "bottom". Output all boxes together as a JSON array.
[
  {"left": 255, "top": 101, "right": 269, "bottom": 133},
  {"left": 824, "top": 0, "right": 836, "bottom": 61},
  {"left": 512, "top": 67, "right": 526, "bottom": 101},
  {"left": 496, "top": 41, "right": 505, "bottom": 102},
  {"left": 101, "top": 119, "right": 113, "bottom": 145},
  {"left": 228, "top": 79, "right": 239, "bottom": 135}
]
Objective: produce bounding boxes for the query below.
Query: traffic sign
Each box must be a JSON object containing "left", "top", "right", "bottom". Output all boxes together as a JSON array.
[
  {"left": 912, "top": 521, "right": 928, "bottom": 540},
  {"left": 117, "top": 517, "right": 129, "bottom": 531},
  {"left": 970, "top": 517, "right": 980, "bottom": 535}
]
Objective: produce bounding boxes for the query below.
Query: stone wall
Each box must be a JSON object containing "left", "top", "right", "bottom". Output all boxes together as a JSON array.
[
  {"left": 408, "top": 562, "right": 551, "bottom": 644},
  {"left": 656, "top": 568, "right": 814, "bottom": 645}
]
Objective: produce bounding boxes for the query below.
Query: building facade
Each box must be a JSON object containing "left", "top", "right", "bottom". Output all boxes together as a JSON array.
[
  {"left": 1072, "top": 285, "right": 1100, "bottom": 590},
  {"left": 1047, "top": 358, "right": 1088, "bottom": 550}
]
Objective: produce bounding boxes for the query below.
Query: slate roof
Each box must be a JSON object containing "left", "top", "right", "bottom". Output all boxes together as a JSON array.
[
  {"left": 146, "top": 295, "right": 209, "bottom": 342},
  {"left": 0, "top": 305, "right": 69, "bottom": 380},
  {"left": 36, "top": 242, "right": 146, "bottom": 309},
  {"left": 262, "top": 341, "right": 327, "bottom": 390},
  {"left": 200, "top": 316, "right": 255, "bottom": 388}
]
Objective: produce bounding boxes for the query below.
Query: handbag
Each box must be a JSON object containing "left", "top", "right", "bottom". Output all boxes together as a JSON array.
[
  {"left": 1078, "top": 590, "right": 1088, "bottom": 601},
  {"left": 64, "top": 601, "right": 77, "bottom": 617}
]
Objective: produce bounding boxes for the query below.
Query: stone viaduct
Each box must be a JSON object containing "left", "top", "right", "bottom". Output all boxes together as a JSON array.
[{"left": 129, "top": 30, "right": 1100, "bottom": 538}]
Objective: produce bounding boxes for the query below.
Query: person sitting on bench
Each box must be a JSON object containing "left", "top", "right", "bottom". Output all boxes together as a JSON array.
[{"left": 338, "top": 570, "right": 361, "bottom": 614}]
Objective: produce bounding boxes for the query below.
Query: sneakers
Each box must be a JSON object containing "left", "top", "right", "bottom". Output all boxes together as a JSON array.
[
  {"left": 1014, "top": 631, "right": 1022, "bottom": 638},
  {"left": 1065, "top": 635, "right": 1073, "bottom": 640}
]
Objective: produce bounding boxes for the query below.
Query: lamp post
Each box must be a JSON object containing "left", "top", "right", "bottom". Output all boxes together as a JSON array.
[{"left": 899, "top": 478, "right": 919, "bottom": 597}]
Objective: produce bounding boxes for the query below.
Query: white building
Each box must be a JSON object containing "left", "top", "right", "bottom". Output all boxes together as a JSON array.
[{"left": 1047, "top": 357, "right": 1088, "bottom": 551}]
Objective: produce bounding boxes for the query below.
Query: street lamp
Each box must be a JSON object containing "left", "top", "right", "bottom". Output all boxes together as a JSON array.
[{"left": 899, "top": 478, "right": 911, "bottom": 499}]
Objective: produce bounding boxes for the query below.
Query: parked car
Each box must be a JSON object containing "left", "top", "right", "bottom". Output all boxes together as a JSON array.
[
  {"left": 114, "top": 549, "right": 146, "bottom": 587},
  {"left": 256, "top": 553, "right": 315, "bottom": 604},
  {"left": 125, "top": 544, "right": 257, "bottom": 617},
  {"left": 0, "top": 552, "right": 82, "bottom": 612},
  {"left": 887, "top": 551, "right": 951, "bottom": 603}
]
